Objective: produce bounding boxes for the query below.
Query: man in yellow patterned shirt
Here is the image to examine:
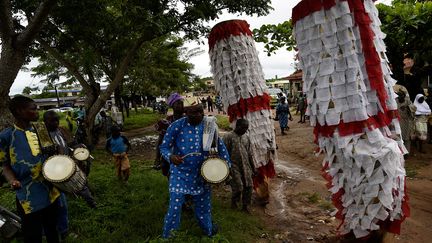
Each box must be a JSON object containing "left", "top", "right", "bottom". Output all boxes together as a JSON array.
[{"left": 1, "top": 96, "right": 60, "bottom": 243}]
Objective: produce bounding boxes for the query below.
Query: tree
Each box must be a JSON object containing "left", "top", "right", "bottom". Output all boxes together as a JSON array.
[
  {"left": 376, "top": 1, "right": 432, "bottom": 80},
  {"left": 253, "top": 20, "right": 295, "bottom": 56},
  {"left": 0, "top": 0, "right": 58, "bottom": 128},
  {"left": 31, "top": 0, "right": 272, "bottom": 144},
  {"left": 253, "top": 1, "right": 432, "bottom": 74},
  {"left": 22, "top": 86, "right": 39, "bottom": 95}
]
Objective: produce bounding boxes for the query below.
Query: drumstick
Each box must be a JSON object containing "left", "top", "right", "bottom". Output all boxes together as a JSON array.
[{"left": 181, "top": 152, "right": 201, "bottom": 159}]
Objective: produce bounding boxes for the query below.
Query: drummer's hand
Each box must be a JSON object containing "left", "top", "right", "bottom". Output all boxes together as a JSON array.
[
  {"left": 170, "top": 155, "right": 183, "bottom": 165},
  {"left": 10, "top": 180, "right": 21, "bottom": 189}
]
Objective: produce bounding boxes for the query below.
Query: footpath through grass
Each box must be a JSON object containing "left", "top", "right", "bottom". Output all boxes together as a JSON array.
[{"left": 0, "top": 149, "right": 268, "bottom": 242}]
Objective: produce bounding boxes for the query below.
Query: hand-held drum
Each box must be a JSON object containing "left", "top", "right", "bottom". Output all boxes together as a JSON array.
[
  {"left": 73, "top": 147, "right": 90, "bottom": 161},
  {"left": 42, "top": 155, "right": 86, "bottom": 193},
  {"left": 201, "top": 157, "right": 229, "bottom": 183}
]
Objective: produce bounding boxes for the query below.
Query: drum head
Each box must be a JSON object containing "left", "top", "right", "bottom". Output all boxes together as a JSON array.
[
  {"left": 43, "top": 155, "right": 75, "bottom": 182},
  {"left": 73, "top": 147, "right": 90, "bottom": 161},
  {"left": 201, "top": 158, "right": 229, "bottom": 183}
]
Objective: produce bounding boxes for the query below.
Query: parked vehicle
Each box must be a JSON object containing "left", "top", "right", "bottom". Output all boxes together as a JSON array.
[
  {"left": 59, "top": 107, "right": 74, "bottom": 113},
  {"left": 47, "top": 108, "right": 61, "bottom": 113},
  {"left": 268, "top": 88, "right": 284, "bottom": 108}
]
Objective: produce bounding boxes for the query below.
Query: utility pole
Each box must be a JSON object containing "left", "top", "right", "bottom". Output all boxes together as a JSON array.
[{"left": 55, "top": 85, "right": 61, "bottom": 107}]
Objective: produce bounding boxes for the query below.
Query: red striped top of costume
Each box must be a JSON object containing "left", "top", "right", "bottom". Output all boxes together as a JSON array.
[{"left": 208, "top": 19, "right": 253, "bottom": 50}]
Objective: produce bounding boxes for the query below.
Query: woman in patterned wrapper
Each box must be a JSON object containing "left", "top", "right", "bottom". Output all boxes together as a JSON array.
[{"left": 276, "top": 96, "right": 292, "bottom": 135}]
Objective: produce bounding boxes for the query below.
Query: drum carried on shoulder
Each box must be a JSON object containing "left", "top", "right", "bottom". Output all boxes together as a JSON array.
[
  {"left": 42, "top": 147, "right": 92, "bottom": 193},
  {"left": 43, "top": 155, "right": 87, "bottom": 193}
]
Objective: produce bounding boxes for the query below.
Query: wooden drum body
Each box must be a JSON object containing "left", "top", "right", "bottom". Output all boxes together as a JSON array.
[{"left": 42, "top": 155, "right": 86, "bottom": 193}]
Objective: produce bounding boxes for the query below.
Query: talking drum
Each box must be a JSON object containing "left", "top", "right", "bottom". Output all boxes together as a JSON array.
[
  {"left": 72, "top": 147, "right": 90, "bottom": 161},
  {"left": 42, "top": 155, "right": 86, "bottom": 193},
  {"left": 200, "top": 157, "right": 229, "bottom": 183}
]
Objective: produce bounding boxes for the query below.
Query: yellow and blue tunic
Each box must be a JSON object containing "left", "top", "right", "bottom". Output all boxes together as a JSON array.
[{"left": 0, "top": 125, "right": 59, "bottom": 214}]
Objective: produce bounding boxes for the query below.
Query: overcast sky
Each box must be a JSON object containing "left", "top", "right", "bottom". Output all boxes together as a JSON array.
[{"left": 10, "top": 0, "right": 392, "bottom": 95}]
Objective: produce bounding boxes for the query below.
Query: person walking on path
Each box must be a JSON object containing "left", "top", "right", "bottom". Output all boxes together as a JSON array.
[
  {"left": 276, "top": 96, "right": 292, "bottom": 135},
  {"left": 223, "top": 119, "right": 255, "bottom": 213},
  {"left": 297, "top": 93, "right": 307, "bottom": 123},
  {"left": 207, "top": 96, "right": 214, "bottom": 112}
]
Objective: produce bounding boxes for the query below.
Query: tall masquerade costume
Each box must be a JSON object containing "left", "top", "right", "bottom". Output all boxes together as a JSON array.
[
  {"left": 208, "top": 20, "right": 276, "bottom": 198},
  {"left": 292, "top": 0, "right": 409, "bottom": 238}
]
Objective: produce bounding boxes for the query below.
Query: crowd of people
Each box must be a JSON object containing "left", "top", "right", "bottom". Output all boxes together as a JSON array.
[
  {"left": 0, "top": 91, "right": 259, "bottom": 241},
  {"left": 394, "top": 54, "right": 432, "bottom": 156},
  {"left": 0, "top": 54, "right": 431, "bottom": 242}
]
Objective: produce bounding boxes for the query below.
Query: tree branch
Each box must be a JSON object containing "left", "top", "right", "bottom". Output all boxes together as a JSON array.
[
  {"left": 16, "top": 0, "right": 58, "bottom": 48},
  {"left": 90, "top": 36, "right": 148, "bottom": 116},
  {"left": 36, "top": 37, "right": 93, "bottom": 92},
  {"left": 0, "top": 0, "right": 14, "bottom": 39}
]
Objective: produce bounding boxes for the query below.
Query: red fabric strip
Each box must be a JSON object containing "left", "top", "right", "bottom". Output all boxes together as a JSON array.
[
  {"left": 208, "top": 20, "right": 253, "bottom": 50},
  {"left": 226, "top": 93, "right": 271, "bottom": 123},
  {"left": 253, "top": 159, "right": 276, "bottom": 189},
  {"left": 347, "top": 0, "right": 388, "bottom": 112},
  {"left": 292, "top": 0, "right": 345, "bottom": 24},
  {"left": 313, "top": 109, "right": 400, "bottom": 142}
]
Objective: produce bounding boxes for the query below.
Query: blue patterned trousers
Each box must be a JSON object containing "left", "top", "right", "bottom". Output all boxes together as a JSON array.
[{"left": 162, "top": 188, "right": 213, "bottom": 238}]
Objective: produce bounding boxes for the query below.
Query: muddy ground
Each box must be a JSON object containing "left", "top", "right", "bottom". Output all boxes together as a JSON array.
[{"left": 126, "top": 114, "right": 432, "bottom": 243}]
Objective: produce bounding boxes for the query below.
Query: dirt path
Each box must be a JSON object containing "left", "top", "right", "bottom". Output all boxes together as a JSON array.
[
  {"left": 125, "top": 114, "right": 432, "bottom": 242},
  {"left": 261, "top": 115, "right": 432, "bottom": 243}
]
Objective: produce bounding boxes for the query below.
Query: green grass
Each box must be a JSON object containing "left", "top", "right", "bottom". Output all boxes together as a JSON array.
[
  {"left": 123, "top": 109, "right": 162, "bottom": 131},
  {"left": 215, "top": 115, "right": 232, "bottom": 131},
  {"left": 296, "top": 192, "right": 334, "bottom": 211},
  {"left": 0, "top": 149, "right": 268, "bottom": 242}
]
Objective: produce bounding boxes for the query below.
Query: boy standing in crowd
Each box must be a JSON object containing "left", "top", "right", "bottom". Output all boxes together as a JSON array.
[
  {"left": 106, "top": 126, "right": 131, "bottom": 183},
  {"left": 223, "top": 119, "right": 255, "bottom": 213}
]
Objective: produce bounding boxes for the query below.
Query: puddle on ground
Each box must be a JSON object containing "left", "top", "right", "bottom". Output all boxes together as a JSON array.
[
  {"left": 275, "top": 160, "right": 314, "bottom": 181},
  {"left": 265, "top": 160, "right": 316, "bottom": 217},
  {"left": 130, "top": 135, "right": 159, "bottom": 150}
]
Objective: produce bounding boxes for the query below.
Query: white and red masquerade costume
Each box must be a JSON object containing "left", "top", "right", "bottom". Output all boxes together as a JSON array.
[
  {"left": 208, "top": 20, "right": 276, "bottom": 191},
  {"left": 292, "top": 0, "right": 409, "bottom": 238}
]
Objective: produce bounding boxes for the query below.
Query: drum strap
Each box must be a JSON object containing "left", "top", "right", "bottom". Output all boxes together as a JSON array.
[
  {"left": 203, "top": 116, "right": 218, "bottom": 153},
  {"left": 32, "top": 122, "right": 55, "bottom": 151}
]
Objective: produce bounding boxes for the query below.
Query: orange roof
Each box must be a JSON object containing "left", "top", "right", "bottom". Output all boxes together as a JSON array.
[{"left": 281, "top": 70, "right": 302, "bottom": 81}]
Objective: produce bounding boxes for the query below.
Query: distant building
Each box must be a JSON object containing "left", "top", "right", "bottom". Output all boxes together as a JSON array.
[
  {"left": 33, "top": 96, "right": 85, "bottom": 110},
  {"left": 267, "top": 70, "right": 303, "bottom": 97}
]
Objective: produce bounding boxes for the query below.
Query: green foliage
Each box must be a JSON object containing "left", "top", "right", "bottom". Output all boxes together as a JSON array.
[
  {"left": 0, "top": 150, "right": 268, "bottom": 242},
  {"left": 253, "top": 20, "right": 295, "bottom": 56},
  {"left": 377, "top": 1, "right": 432, "bottom": 75},
  {"left": 124, "top": 37, "right": 194, "bottom": 96}
]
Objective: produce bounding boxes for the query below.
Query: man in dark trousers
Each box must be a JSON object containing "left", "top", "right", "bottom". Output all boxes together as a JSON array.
[{"left": 1, "top": 96, "right": 60, "bottom": 243}]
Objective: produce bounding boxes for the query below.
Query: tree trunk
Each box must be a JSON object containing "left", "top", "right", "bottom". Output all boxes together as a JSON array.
[
  {"left": 123, "top": 96, "right": 130, "bottom": 118},
  {"left": 0, "top": 44, "right": 27, "bottom": 130}
]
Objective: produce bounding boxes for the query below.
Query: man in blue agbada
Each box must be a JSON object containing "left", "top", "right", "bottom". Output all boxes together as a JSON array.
[{"left": 160, "top": 104, "right": 231, "bottom": 238}]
